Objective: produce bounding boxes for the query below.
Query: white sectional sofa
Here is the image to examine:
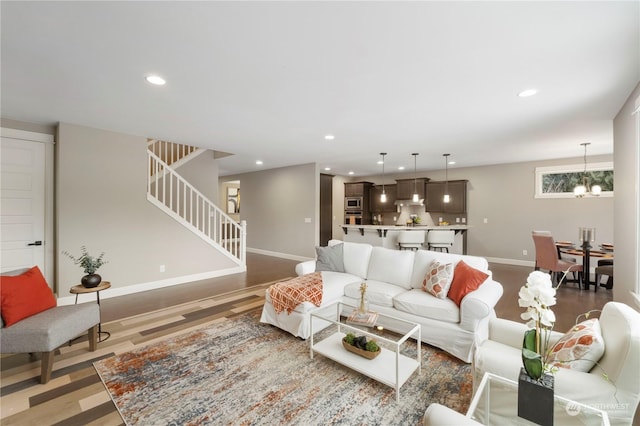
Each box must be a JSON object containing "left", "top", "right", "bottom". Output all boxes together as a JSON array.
[{"left": 260, "top": 240, "right": 503, "bottom": 362}]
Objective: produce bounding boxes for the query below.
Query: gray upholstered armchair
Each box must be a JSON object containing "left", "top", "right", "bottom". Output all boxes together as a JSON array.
[{"left": 0, "top": 268, "right": 100, "bottom": 384}]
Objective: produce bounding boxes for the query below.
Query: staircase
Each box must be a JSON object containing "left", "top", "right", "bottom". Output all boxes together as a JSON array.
[{"left": 146, "top": 140, "right": 246, "bottom": 266}]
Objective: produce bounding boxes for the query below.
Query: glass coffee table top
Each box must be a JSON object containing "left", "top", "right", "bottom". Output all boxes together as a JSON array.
[{"left": 468, "top": 372, "right": 610, "bottom": 425}]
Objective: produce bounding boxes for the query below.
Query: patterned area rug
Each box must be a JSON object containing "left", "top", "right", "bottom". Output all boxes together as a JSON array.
[{"left": 94, "top": 311, "right": 472, "bottom": 425}]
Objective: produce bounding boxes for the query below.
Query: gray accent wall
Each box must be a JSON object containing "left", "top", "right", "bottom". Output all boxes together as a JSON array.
[
  {"left": 223, "top": 163, "right": 318, "bottom": 259},
  {"left": 613, "top": 82, "right": 640, "bottom": 309},
  {"left": 56, "top": 123, "right": 237, "bottom": 296}
]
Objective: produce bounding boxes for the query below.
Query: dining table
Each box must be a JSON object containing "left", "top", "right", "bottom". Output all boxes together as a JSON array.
[{"left": 558, "top": 242, "right": 614, "bottom": 290}]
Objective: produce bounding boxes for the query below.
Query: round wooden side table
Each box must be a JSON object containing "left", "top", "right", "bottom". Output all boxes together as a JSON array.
[{"left": 70, "top": 281, "right": 111, "bottom": 342}]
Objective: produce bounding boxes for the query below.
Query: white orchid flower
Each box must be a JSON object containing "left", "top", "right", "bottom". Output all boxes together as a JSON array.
[{"left": 540, "top": 308, "right": 556, "bottom": 328}]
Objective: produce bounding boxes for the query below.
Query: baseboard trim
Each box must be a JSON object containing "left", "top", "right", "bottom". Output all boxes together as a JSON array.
[
  {"left": 486, "top": 257, "right": 536, "bottom": 268},
  {"left": 246, "top": 247, "right": 312, "bottom": 262},
  {"left": 57, "top": 266, "right": 246, "bottom": 305}
]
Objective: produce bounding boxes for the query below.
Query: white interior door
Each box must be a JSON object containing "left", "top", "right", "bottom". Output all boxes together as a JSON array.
[{"left": 0, "top": 137, "right": 46, "bottom": 276}]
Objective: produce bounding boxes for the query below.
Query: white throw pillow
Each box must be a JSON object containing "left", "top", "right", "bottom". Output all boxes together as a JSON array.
[{"left": 422, "top": 260, "right": 454, "bottom": 299}]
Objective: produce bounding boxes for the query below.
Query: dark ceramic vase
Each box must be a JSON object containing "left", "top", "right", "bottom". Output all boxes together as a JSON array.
[{"left": 81, "top": 273, "right": 102, "bottom": 288}]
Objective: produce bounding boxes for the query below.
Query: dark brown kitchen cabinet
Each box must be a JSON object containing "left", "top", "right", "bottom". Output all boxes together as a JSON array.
[
  {"left": 395, "top": 178, "right": 428, "bottom": 200},
  {"left": 344, "top": 182, "right": 373, "bottom": 197},
  {"left": 425, "top": 180, "right": 467, "bottom": 213},
  {"left": 370, "top": 184, "right": 397, "bottom": 213}
]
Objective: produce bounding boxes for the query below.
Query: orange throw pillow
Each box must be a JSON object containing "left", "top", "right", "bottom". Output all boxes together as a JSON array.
[
  {"left": 1, "top": 266, "right": 56, "bottom": 326},
  {"left": 447, "top": 260, "right": 489, "bottom": 306}
]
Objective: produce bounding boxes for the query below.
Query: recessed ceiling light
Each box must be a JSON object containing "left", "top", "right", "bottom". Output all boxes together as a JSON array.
[
  {"left": 518, "top": 89, "right": 537, "bottom": 97},
  {"left": 255, "top": 160, "right": 263, "bottom": 165},
  {"left": 348, "top": 171, "right": 355, "bottom": 175},
  {"left": 448, "top": 161, "right": 456, "bottom": 165},
  {"left": 145, "top": 75, "right": 166, "bottom": 86},
  {"left": 324, "top": 167, "right": 331, "bottom": 171},
  {"left": 324, "top": 135, "right": 335, "bottom": 140},
  {"left": 377, "top": 160, "right": 384, "bottom": 165},
  {"left": 398, "top": 166, "right": 405, "bottom": 171}
]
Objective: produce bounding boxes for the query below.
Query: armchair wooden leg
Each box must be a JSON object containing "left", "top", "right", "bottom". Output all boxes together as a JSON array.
[
  {"left": 41, "top": 351, "right": 54, "bottom": 384},
  {"left": 88, "top": 325, "right": 98, "bottom": 351}
]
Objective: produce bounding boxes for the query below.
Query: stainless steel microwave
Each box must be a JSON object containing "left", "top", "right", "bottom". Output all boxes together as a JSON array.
[{"left": 345, "top": 197, "right": 363, "bottom": 210}]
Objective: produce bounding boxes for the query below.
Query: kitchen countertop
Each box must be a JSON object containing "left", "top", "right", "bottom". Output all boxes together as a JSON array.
[
  {"left": 340, "top": 224, "right": 468, "bottom": 254},
  {"left": 341, "top": 224, "right": 468, "bottom": 230}
]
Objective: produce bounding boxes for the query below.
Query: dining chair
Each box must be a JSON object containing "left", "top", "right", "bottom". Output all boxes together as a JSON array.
[
  {"left": 531, "top": 232, "right": 582, "bottom": 286},
  {"left": 531, "top": 230, "right": 578, "bottom": 265},
  {"left": 594, "top": 260, "right": 613, "bottom": 291}
]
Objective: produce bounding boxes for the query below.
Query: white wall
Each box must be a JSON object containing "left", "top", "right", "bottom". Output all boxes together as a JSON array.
[
  {"left": 613, "top": 82, "right": 640, "bottom": 309},
  {"left": 56, "top": 123, "right": 238, "bottom": 298}
]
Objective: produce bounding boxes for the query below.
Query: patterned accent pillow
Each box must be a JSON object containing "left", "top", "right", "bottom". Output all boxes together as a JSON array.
[
  {"left": 548, "top": 319, "right": 605, "bottom": 372},
  {"left": 422, "top": 260, "right": 454, "bottom": 298}
]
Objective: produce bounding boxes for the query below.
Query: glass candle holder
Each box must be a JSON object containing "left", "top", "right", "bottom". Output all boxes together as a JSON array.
[{"left": 578, "top": 227, "right": 596, "bottom": 243}]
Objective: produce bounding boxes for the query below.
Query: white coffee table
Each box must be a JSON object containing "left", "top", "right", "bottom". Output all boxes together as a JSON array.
[
  {"left": 309, "top": 301, "right": 421, "bottom": 402},
  {"left": 467, "top": 372, "right": 610, "bottom": 425}
]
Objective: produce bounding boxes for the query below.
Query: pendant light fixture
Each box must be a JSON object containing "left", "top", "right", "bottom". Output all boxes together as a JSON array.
[
  {"left": 380, "top": 152, "right": 387, "bottom": 203},
  {"left": 412, "top": 153, "right": 420, "bottom": 203},
  {"left": 573, "top": 143, "right": 602, "bottom": 198},
  {"left": 443, "top": 153, "right": 451, "bottom": 203}
]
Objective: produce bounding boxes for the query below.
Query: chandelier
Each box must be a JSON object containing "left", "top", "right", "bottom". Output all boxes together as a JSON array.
[{"left": 573, "top": 143, "right": 601, "bottom": 198}]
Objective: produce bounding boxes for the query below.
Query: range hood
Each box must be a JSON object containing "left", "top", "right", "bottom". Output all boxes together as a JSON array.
[{"left": 395, "top": 199, "right": 424, "bottom": 207}]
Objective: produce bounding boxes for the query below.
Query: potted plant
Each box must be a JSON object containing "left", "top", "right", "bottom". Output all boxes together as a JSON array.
[
  {"left": 342, "top": 332, "right": 381, "bottom": 359},
  {"left": 62, "top": 246, "right": 108, "bottom": 288},
  {"left": 517, "top": 270, "right": 562, "bottom": 426}
]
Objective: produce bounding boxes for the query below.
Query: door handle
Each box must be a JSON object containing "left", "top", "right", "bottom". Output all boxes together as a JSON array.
[{"left": 27, "top": 241, "right": 42, "bottom": 246}]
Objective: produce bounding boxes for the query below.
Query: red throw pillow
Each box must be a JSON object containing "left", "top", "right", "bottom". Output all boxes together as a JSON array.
[
  {"left": 447, "top": 260, "right": 489, "bottom": 306},
  {"left": 1, "top": 266, "right": 57, "bottom": 326}
]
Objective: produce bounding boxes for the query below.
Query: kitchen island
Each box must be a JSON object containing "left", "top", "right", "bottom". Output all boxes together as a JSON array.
[{"left": 340, "top": 224, "right": 469, "bottom": 254}]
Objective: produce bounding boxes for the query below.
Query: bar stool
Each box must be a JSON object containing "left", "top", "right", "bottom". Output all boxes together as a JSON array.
[
  {"left": 427, "top": 230, "right": 455, "bottom": 252},
  {"left": 397, "top": 231, "right": 424, "bottom": 251}
]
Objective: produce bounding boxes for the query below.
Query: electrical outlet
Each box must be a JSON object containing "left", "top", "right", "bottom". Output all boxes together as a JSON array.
[
  {"left": 461, "top": 218, "right": 466, "bottom": 223},
  {"left": 483, "top": 218, "right": 488, "bottom": 224},
  {"left": 304, "top": 217, "right": 311, "bottom": 223},
  {"left": 523, "top": 250, "right": 528, "bottom": 256},
  {"left": 159, "top": 264, "right": 166, "bottom": 272},
  {"left": 456, "top": 217, "right": 460, "bottom": 223}
]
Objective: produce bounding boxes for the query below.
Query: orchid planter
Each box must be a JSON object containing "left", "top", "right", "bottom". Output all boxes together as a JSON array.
[{"left": 517, "top": 367, "right": 554, "bottom": 426}]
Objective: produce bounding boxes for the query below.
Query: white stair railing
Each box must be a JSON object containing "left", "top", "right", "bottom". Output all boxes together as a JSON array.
[
  {"left": 148, "top": 139, "right": 199, "bottom": 167},
  {"left": 147, "top": 149, "right": 246, "bottom": 266}
]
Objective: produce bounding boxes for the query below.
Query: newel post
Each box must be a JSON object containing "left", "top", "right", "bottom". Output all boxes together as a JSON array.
[{"left": 240, "top": 220, "right": 247, "bottom": 265}]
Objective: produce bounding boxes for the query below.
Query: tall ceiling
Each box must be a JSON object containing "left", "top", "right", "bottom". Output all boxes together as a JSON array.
[{"left": 1, "top": 1, "right": 638, "bottom": 176}]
